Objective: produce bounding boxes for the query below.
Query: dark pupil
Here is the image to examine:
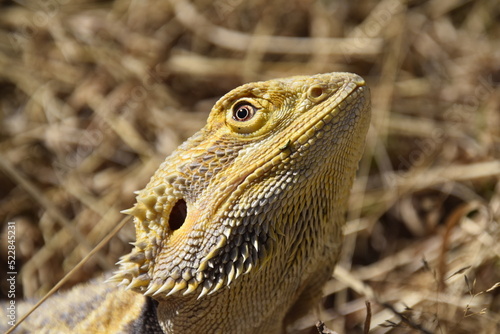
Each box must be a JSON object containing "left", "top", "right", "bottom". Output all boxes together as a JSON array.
[
  {"left": 236, "top": 107, "right": 249, "bottom": 120},
  {"left": 236, "top": 107, "right": 248, "bottom": 119}
]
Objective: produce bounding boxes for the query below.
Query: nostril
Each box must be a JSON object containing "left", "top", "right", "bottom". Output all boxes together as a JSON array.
[
  {"left": 308, "top": 86, "right": 324, "bottom": 99},
  {"left": 169, "top": 199, "right": 187, "bottom": 231}
]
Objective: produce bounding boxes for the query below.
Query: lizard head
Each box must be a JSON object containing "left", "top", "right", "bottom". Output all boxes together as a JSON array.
[{"left": 110, "top": 72, "right": 371, "bottom": 299}]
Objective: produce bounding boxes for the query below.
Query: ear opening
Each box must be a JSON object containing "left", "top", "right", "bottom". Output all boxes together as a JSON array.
[{"left": 169, "top": 199, "right": 187, "bottom": 231}]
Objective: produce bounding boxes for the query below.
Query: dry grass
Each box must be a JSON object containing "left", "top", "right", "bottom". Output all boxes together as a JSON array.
[{"left": 0, "top": 0, "right": 499, "bottom": 333}]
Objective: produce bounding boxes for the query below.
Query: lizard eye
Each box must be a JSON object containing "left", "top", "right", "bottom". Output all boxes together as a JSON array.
[
  {"left": 226, "top": 99, "right": 268, "bottom": 135},
  {"left": 232, "top": 103, "right": 257, "bottom": 122}
]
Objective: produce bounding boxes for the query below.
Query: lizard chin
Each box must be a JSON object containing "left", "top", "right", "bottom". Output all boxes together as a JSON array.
[
  {"left": 108, "top": 164, "right": 273, "bottom": 300},
  {"left": 109, "top": 192, "right": 273, "bottom": 299}
]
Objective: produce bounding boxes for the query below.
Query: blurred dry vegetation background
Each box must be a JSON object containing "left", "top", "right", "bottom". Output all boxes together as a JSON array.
[{"left": 0, "top": 0, "right": 499, "bottom": 332}]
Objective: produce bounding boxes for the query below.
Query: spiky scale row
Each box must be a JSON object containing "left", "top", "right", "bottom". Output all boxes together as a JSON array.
[{"left": 118, "top": 210, "right": 276, "bottom": 298}]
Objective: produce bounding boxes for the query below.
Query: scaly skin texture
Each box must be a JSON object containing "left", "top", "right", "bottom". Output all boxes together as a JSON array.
[{"left": 3, "top": 72, "right": 370, "bottom": 333}]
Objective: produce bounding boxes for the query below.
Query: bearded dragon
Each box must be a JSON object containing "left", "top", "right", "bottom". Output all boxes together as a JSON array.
[{"left": 3, "top": 72, "right": 370, "bottom": 333}]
